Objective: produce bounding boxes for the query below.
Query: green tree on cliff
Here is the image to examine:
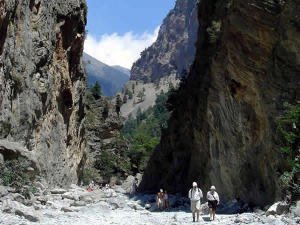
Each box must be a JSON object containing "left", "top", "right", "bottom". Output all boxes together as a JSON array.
[
  {"left": 90, "top": 81, "right": 102, "bottom": 99},
  {"left": 116, "top": 94, "right": 122, "bottom": 116}
]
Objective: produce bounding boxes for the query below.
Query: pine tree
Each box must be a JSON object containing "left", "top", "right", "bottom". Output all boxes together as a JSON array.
[
  {"left": 116, "top": 94, "right": 122, "bottom": 116},
  {"left": 90, "top": 81, "right": 102, "bottom": 99}
]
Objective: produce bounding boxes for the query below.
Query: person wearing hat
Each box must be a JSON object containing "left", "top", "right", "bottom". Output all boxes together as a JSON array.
[
  {"left": 207, "top": 185, "right": 220, "bottom": 221},
  {"left": 188, "top": 182, "right": 203, "bottom": 222},
  {"left": 156, "top": 189, "right": 164, "bottom": 210}
]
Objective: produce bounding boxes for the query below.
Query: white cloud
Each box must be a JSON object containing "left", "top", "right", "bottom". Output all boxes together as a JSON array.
[{"left": 84, "top": 27, "right": 160, "bottom": 69}]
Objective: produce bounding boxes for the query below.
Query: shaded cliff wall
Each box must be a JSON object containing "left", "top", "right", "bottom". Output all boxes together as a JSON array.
[
  {"left": 130, "top": 0, "right": 199, "bottom": 82},
  {"left": 0, "top": 0, "right": 87, "bottom": 186},
  {"left": 140, "top": 0, "right": 300, "bottom": 206}
]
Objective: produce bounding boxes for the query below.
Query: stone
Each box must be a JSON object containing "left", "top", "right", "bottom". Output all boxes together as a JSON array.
[
  {"left": 2, "top": 199, "right": 40, "bottom": 222},
  {"left": 62, "top": 192, "right": 78, "bottom": 201},
  {"left": 200, "top": 202, "right": 210, "bottom": 215},
  {"left": 266, "top": 202, "right": 289, "bottom": 216},
  {"left": 50, "top": 188, "right": 67, "bottom": 195},
  {"left": 145, "top": 204, "right": 152, "bottom": 210},
  {"left": 0, "top": 185, "right": 9, "bottom": 197},
  {"left": 15, "top": 208, "right": 40, "bottom": 222},
  {"left": 61, "top": 206, "right": 79, "bottom": 212},
  {"left": 34, "top": 181, "right": 46, "bottom": 190},
  {"left": 70, "top": 201, "right": 86, "bottom": 207},
  {"left": 291, "top": 201, "right": 300, "bottom": 217}
]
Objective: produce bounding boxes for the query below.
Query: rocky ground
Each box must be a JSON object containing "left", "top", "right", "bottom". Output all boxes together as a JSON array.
[{"left": 0, "top": 183, "right": 299, "bottom": 225}]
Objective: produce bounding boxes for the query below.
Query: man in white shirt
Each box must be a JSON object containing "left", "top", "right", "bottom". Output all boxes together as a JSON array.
[{"left": 188, "top": 182, "right": 203, "bottom": 222}]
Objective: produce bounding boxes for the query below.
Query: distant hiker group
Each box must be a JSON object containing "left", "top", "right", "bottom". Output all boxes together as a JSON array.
[
  {"left": 156, "top": 189, "right": 170, "bottom": 210},
  {"left": 155, "top": 182, "right": 220, "bottom": 222},
  {"left": 189, "top": 182, "right": 219, "bottom": 222}
]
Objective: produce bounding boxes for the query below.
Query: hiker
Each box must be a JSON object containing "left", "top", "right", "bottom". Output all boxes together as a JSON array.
[
  {"left": 207, "top": 185, "right": 220, "bottom": 221},
  {"left": 164, "top": 190, "right": 170, "bottom": 210},
  {"left": 188, "top": 182, "right": 203, "bottom": 222},
  {"left": 88, "top": 181, "right": 95, "bottom": 192},
  {"left": 156, "top": 189, "right": 164, "bottom": 210},
  {"left": 99, "top": 183, "right": 103, "bottom": 190}
]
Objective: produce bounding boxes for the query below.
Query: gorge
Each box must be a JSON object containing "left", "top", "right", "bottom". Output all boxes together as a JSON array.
[{"left": 0, "top": 0, "right": 299, "bottom": 224}]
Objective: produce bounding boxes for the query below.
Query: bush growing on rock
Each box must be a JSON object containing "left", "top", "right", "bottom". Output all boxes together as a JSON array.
[
  {"left": 277, "top": 103, "right": 300, "bottom": 199},
  {"left": 0, "top": 157, "right": 38, "bottom": 198}
]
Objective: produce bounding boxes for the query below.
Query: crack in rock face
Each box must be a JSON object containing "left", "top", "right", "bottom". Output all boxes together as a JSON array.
[{"left": 0, "top": 0, "right": 87, "bottom": 187}]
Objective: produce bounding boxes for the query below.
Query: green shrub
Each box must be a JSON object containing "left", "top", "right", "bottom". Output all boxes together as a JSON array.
[
  {"left": 0, "top": 157, "right": 37, "bottom": 198},
  {"left": 277, "top": 103, "right": 300, "bottom": 199}
]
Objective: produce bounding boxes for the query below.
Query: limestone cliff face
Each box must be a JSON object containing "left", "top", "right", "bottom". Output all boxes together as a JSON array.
[
  {"left": 85, "top": 97, "right": 131, "bottom": 183},
  {"left": 140, "top": 0, "right": 300, "bottom": 206},
  {"left": 0, "top": 0, "right": 87, "bottom": 186},
  {"left": 130, "top": 0, "right": 199, "bottom": 82}
]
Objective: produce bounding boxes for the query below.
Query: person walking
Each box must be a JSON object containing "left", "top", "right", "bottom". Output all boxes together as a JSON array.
[
  {"left": 164, "top": 190, "right": 170, "bottom": 210},
  {"left": 207, "top": 186, "right": 220, "bottom": 221},
  {"left": 156, "top": 189, "right": 164, "bottom": 210},
  {"left": 188, "top": 182, "right": 203, "bottom": 222}
]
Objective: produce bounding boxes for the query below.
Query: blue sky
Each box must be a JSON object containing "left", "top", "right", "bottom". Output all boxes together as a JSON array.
[{"left": 84, "top": 0, "right": 175, "bottom": 69}]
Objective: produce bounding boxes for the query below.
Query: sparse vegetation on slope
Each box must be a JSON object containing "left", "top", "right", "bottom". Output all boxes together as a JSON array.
[{"left": 122, "top": 90, "right": 172, "bottom": 173}]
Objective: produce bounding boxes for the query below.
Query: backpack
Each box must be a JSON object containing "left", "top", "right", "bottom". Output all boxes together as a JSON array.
[{"left": 190, "top": 188, "right": 203, "bottom": 198}]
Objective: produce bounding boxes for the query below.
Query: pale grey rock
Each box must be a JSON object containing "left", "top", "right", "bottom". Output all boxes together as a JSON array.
[
  {"left": 291, "top": 201, "right": 300, "bottom": 217},
  {"left": 121, "top": 175, "right": 136, "bottom": 193},
  {"left": 145, "top": 203, "right": 151, "bottom": 210},
  {"left": 50, "top": 188, "right": 67, "bottom": 195},
  {"left": 15, "top": 207, "right": 40, "bottom": 222},
  {"left": 71, "top": 201, "right": 86, "bottom": 207},
  {"left": 0, "top": 185, "right": 9, "bottom": 197},
  {"left": 200, "top": 202, "right": 210, "bottom": 215},
  {"left": 61, "top": 206, "right": 79, "bottom": 212},
  {"left": 62, "top": 192, "right": 77, "bottom": 201},
  {"left": 0, "top": 0, "right": 87, "bottom": 187},
  {"left": 266, "top": 202, "right": 289, "bottom": 216},
  {"left": 131, "top": 0, "right": 199, "bottom": 82}
]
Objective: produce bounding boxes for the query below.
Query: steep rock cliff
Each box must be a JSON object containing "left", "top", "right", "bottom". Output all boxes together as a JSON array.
[
  {"left": 0, "top": 0, "right": 87, "bottom": 186},
  {"left": 130, "top": 0, "right": 199, "bottom": 82},
  {"left": 140, "top": 0, "right": 300, "bottom": 206},
  {"left": 85, "top": 96, "right": 131, "bottom": 183}
]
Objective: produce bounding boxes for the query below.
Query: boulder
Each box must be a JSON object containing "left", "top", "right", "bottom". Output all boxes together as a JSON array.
[
  {"left": 12, "top": 193, "right": 26, "bottom": 204},
  {"left": 266, "top": 201, "right": 289, "bottom": 216},
  {"left": 127, "top": 203, "right": 144, "bottom": 211},
  {"left": 36, "top": 196, "right": 48, "bottom": 205},
  {"left": 15, "top": 208, "right": 40, "bottom": 222},
  {"left": 2, "top": 199, "right": 40, "bottom": 222},
  {"left": 145, "top": 203, "right": 151, "bottom": 210},
  {"left": 50, "top": 188, "right": 67, "bottom": 194},
  {"left": 0, "top": 185, "right": 9, "bottom": 197},
  {"left": 291, "top": 201, "right": 300, "bottom": 217},
  {"left": 34, "top": 181, "right": 46, "bottom": 190},
  {"left": 62, "top": 192, "right": 78, "bottom": 201},
  {"left": 121, "top": 175, "right": 136, "bottom": 193},
  {"left": 200, "top": 202, "right": 210, "bottom": 215},
  {"left": 70, "top": 201, "right": 86, "bottom": 207},
  {"left": 61, "top": 206, "right": 79, "bottom": 212}
]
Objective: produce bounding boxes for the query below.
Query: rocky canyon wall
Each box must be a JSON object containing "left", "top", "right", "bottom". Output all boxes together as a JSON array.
[
  {"left": 0, "top": 0, "right": 87, "bottom": 186},
  {"left": 140, "top": 0, "right": 300, "bottom": 206},
  {"left": 130, "top": 0, "right": 199, "bottom": 82}
]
